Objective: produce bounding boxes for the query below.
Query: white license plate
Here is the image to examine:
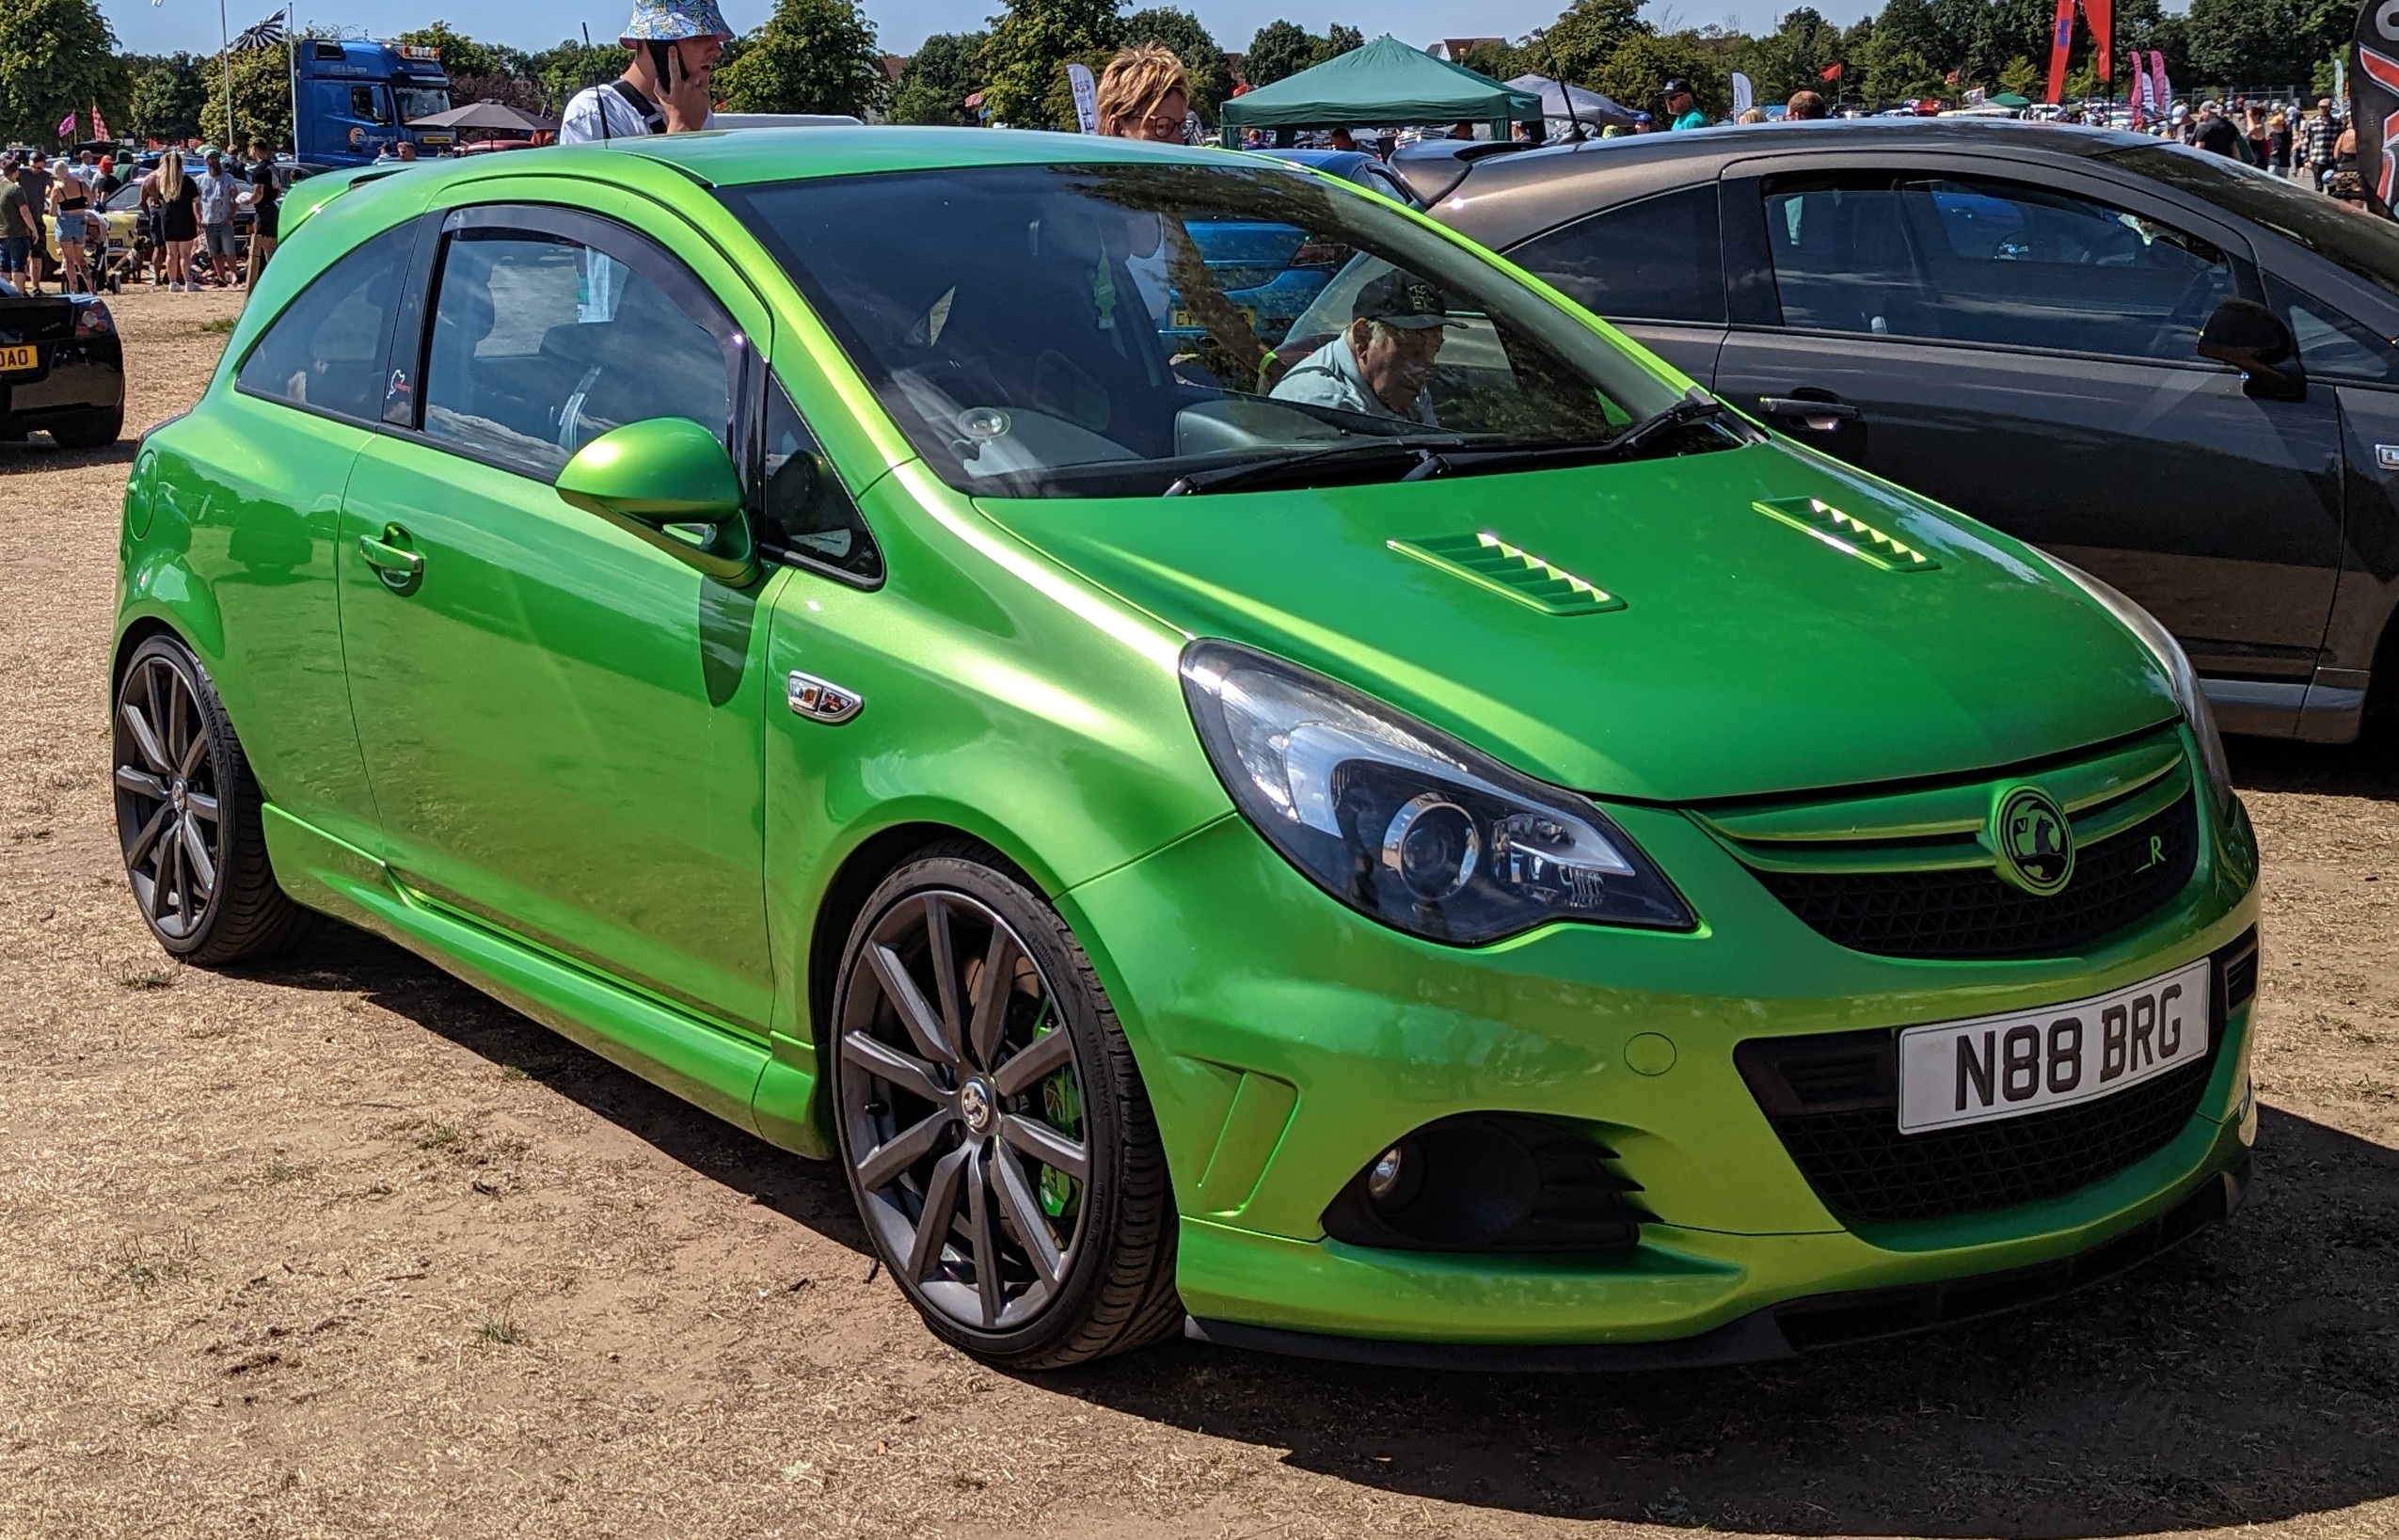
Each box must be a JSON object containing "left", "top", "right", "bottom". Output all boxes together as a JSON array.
[{"left": 1897, "top": 960, "right": 2211, "bottom": 1134}]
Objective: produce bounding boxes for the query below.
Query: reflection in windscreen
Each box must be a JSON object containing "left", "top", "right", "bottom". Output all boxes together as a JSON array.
[{"left": 723, "top": 163, "right": 1687, "bottom": 497}]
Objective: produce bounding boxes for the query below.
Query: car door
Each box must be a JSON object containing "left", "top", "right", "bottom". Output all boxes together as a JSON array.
[
  {"left": 336, "top": 194, "right": 781, "bottom": 1035},
  {"left": 1503, "top": 183, "right": 1729, "bottom": 382},
  {"left": 1710, "top": 163, "right": 2345, "bottom": 693}
]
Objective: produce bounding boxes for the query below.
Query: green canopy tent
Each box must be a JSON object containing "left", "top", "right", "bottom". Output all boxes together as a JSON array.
[{"left": 1218, "top": 34, "right": 1542, "bottom": 146}]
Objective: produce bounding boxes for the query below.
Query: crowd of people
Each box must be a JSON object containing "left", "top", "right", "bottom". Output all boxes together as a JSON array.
[{"left": 0, "top": 138, "right": 283, "bottom": 296}]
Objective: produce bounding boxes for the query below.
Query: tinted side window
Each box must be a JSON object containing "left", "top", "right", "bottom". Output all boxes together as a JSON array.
[
  {"left": 2268, "top": 274, "right": 2399, "bottom": 386},
  {"left": 761, "top": 378, "right": 881, "bottom": 581},
  {"left": 1512, "top": 185, "right": 1725, "bottom": 324},
  {"left": 234, "top": 222, "right": 411, "bottom": 422},
  {"left": 420, "top": 230, "right": 733, "bottom": 480},
  {"left": 349, "top": 86, "right": 388, "bottom": 123},
  {"left": 1763, "top": 174, "right": 2237, "bottom": 362}
]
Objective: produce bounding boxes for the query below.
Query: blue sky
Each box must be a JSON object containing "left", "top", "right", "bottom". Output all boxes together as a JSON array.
[{"left": 106, "top": 0, "right": 1884, "bottom": 62}]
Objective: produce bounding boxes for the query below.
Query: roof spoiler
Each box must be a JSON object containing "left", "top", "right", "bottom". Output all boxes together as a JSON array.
[{"left": 1388, "top": 138, "right": 1529, "bottom": 206}]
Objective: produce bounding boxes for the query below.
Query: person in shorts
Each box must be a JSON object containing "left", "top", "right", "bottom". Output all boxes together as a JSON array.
[
  {"left": 0, "top": 156, "right": 31, "bottom": 290},
  {"left": 197, "top": 151, "right": 239, "bottom": 288}
]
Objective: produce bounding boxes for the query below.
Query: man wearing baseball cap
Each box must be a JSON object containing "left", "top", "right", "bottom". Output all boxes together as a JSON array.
[
  {"left": 1663, "top": 79, "right": 1708, "bottom": 130},
  {"left": 560, "top": 0, "right": 732, "bottom": 145},
  {"left": 1269, "top": 270, "right": 1461, "bottom": 424}
]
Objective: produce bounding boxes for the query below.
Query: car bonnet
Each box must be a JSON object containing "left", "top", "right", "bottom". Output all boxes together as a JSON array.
[{"left": 971, "top": 442, "right": 2182, "bottom": 804}]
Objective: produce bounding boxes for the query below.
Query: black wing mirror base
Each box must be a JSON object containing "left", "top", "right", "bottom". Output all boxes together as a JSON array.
[{"left": 2198, "top": 297, "right": 2307, "bottom": 402}]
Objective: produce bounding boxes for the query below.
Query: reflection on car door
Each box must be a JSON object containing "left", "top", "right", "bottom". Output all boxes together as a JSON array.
[
  {"left": 335, "top": 200, "right": 779, "bottom": 1034},
  {"left": 1711, "top": 167, "right": 2344, "bottom": 691}
]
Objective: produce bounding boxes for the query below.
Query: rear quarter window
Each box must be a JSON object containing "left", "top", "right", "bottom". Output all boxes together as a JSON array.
[
  {"left": 1509, "top": 184, "right": 1725, "bottom": 325},
  {"left": 234, "top": 223, "right": 413, "bottom": 424}
]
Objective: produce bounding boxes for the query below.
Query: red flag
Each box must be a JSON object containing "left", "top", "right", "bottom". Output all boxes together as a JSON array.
[
  {"left": 2086, "top": 0, "right": 2113, "bottom": 84},
  {"left": 1820, "top": 62, "right": 1843, "bottom": 81},
  {"left": 89, "top": 103, "right": 108, "bottom": 141},
  {"left": 56, "top": 108, "right": 74, "bottom": 142},
  {"left": 2045, "top": 0, "right": 2075, "bottom": 103}
]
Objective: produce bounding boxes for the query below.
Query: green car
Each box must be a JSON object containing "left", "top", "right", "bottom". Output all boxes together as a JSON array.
[{"left": 112, "top": 129, "right": 2261, "bottom": 1370}]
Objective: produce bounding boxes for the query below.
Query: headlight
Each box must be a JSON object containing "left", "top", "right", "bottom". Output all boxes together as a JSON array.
[
  {"left": 1179, "top": 640, "right": 1693, "bottom": 945},
  {"left": 2051, "top": 560, "right": 2233, "bottom": 813}
]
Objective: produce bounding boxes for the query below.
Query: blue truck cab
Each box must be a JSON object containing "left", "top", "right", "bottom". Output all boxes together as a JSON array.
[{"left": 294, "top": 39, "right": 453, "bottom": 166}]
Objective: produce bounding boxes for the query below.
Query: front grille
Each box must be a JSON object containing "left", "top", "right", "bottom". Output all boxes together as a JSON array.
[
  {"left": 1750, "top": 793, "right": 2197, "bottom": 961},
  {"left": 1737, "top": 929, "right": 2254, "bottom": 1224}
]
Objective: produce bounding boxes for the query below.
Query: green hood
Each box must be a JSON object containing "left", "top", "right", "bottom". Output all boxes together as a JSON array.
[{"left": 975, "top": 443, "right": 2180, "bottom": 803}]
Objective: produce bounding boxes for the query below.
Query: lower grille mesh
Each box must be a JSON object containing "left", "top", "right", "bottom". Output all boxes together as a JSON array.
[{"left": 1737, "top": 930, "right": 2254, "bottom": 1224}]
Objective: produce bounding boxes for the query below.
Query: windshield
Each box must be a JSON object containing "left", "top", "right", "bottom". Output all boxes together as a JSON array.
[
  {"left": 2107, "top": 142, "right": 2399, "bottom": 305},
  {"left": 394, "top": 87, "right": 451, "bottom": 123},
  {"left": 723, "top": 162, "right": 1700, "bottom": 497}
]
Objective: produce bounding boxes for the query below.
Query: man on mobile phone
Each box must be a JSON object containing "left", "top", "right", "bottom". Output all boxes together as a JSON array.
[{"left": 560, "top": 0, "right": 731, "bottom": 145}]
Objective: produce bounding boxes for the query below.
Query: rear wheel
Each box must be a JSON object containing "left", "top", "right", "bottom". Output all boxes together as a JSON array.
[
  {"left": 830, "top": 843, "right": 1181, "bottom": 1368},
  {"left": 112, "top": 634, "right": 309, "bottom": 965},
  {"left": 49, "top": 405, "right": 121, "bottom": 451}
]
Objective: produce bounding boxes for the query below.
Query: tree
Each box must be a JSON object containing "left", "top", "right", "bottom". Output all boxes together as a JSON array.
[
  {"left": 448, "top": 73, "right": 546, "bottom": 113},
  {"left": 1458, "top": 38, "right": 1537, "bottom": 82},
  {"left": 0, "top": 0, "right": 118, "bottom": 145},
  {"left": 715, "top": 0, "right": 886, "bottom": 117},
  {"left": 1533, "top": 0, "right": 1650, "bottom": 87},
  {"left": 527, "top": 40, "right": 622, "bottom": 113},
  {"left": 394, "top": 24, "right": 527, "bottom": 83},
  {"left": 2185, "top": 0, "right": 2304, "bottom": 88},
  {"left": 1123, "top": 7, "right": 1231, "bottom": 115},
  {"left": 199, "top": 45, "right": 291, "bottom": 150},
  {"left": 127, "top": 53, "right": 207, "bottom": 143},
  {"left": 1738, "top": 7, "right": 1846, "bottom": 103},
  {"left": 893, "top": 30, "right": 986, "bottom": 124},
  {"left": 1594, "top": 31, "right": 1723, "bottom": 119},
  {"left": 979, "top": 0, "right": 1121, "bottom": 126},
  {"left": 1320, "top": 24, "right": 1364, "bottom": 60},
  {"left": 1243, "top": 20, "right": 1316, "bottom": 87},
  {"left": 1997, "top": 53, "right": 2040, "bottom": 98}
]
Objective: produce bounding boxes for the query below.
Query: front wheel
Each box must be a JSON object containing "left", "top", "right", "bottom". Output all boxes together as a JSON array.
[{"left": 831, "top": 843, "right": 1181, "bottom": 1368}]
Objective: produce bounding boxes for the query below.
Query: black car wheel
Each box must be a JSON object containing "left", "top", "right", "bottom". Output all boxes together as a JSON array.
[
  {"left": 112, "top": 634, "right": 310, "bottom": 965},
  {"left": 50, "top": 406, "right": 121, "bottom": 451},
  {"left": 831, "top": 841, "right": 1181, "bottom": 1368}
]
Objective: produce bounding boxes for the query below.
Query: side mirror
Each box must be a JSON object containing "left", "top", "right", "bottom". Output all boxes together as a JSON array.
[
  {"left": 556, "top": 417, "right": 755, "bottom": 584},
  {"left": 2197, "top": 298, "right": 2306, "bottom": 402}
]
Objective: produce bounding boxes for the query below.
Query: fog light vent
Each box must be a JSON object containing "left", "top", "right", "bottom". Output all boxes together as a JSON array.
[{"left": 1320, "top": 1113, "right": 1647, "bottom": 1254}]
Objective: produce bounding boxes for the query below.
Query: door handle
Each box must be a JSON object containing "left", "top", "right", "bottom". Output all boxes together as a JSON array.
[
  {"left": 1756, "top": 396, "right": 1862, "bottom": 427},
  {"left": 357, "top": 525, "right": 423, "bottom": 595}
]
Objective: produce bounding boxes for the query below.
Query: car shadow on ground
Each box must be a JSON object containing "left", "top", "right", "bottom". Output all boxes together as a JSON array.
[
  {"left": 1042, "top": 1106, "right": 2399, "bottom": 1538},
  {"left": 242, "top": 922, "right": 872, "bottom": 1252},
  {"left": 2230, "top": 734, "right": 2398, "bottom": 804},
  {"left": 240, "top": 931, "right": 2399, "bottom": 1538},
  {"left": 0, "top": 435, "right": 133, "bottom": 471}
]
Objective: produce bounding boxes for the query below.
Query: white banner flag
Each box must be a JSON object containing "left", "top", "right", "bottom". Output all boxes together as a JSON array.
[{"left": 1067, "top": 63, "right": 1100, "bottom": 134}]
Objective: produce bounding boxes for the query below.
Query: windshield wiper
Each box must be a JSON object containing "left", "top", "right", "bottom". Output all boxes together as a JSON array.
[
  {"left": 1594, "top": 387, "right": 1739, "bottom": 462},
  {"left": 1163, "top": 438, "right": 1464, "bottom": 496}
]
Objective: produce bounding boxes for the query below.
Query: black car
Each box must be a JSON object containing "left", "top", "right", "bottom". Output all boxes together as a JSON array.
[
  {"left": 0, "top": 286, "right": 121, "bottom": 448},
  {"left": 1404, "top": 119, "right": 2399, "bottom": 742}
]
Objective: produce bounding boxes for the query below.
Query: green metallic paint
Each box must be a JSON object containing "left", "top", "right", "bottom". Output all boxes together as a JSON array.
[
  {"left": 555, "top": 417, "right": 756, "bottom": 584},
  {"left": 115, "top": 134, "right": 2263, "bottom": 1355}
]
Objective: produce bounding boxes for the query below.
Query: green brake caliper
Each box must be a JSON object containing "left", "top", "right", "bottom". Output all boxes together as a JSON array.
[{"left": 1038, "top": 1024, "right": 1083, "bottom": 1219}]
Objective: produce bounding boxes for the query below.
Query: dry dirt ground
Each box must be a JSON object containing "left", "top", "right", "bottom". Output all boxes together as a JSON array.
[{"left": 3, "top": 289, "right": 2396, "bottom": 1540}]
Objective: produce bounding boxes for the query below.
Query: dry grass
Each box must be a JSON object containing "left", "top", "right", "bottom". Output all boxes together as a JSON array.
[{"left": 0, "top": 285, "right": 2393, "bottom": 1539}]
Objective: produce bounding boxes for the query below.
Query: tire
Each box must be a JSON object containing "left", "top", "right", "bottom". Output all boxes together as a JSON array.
[
  {"left": 111, "top": 634, "right": 310, "bottom": 966},
  {"left": 49, "top": 405, "right": 122, "bottom": 451},
  {"left": 830, "top": 840, "right": 1182, "bottom": 1369}
]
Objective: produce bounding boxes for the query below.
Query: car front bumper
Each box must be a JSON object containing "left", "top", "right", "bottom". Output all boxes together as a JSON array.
[{"left": 1058, "top": 749, "right": 2261, "bottom": 1354}]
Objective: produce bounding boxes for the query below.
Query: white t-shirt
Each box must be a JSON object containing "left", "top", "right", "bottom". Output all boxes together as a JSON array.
[{"left": 559, "top": 81, "right": 713, "bottom": 145}]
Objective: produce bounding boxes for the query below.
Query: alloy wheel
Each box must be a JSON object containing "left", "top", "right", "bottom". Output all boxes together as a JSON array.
[
  {"left": 113, "top": 649, "right": 224, "bottom": 942},
  {"left": 837, "top": 891, "right": 1091, "bottom": 1333}
]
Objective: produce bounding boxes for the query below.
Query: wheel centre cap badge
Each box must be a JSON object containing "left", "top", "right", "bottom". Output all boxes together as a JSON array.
[
  {"left": 959, "top": 1078, "right": 994, "bottom": 1134},
  {"left": 1989, "top": 783, "right": 2075, "bottom": 897}
]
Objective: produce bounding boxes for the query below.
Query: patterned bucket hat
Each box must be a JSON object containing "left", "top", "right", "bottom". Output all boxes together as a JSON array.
[{"left": 620, "top": 0, "right": 735, "bottom": 43}]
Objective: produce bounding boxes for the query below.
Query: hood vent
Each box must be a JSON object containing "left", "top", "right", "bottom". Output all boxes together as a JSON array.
[
  {"left": 1389, "top": 532, "right": 1626, "bottom": 616},
  {"left": 1755, "top": 498, "right": 1940, "bottom": 573}
]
